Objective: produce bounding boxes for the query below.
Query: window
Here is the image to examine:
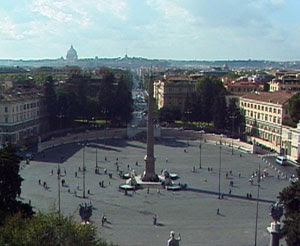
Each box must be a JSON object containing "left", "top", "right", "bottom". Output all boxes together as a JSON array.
[
  {"left": 23, "top": 105, "right": 26, "bottom": 110},
  {"left": 269, "top": 107, "right": 272, "bottom": 112},
  {"left": 5, "top": 107, "right": 8, "bottom": 113},
  {"left": 262, "top": 106, "right": 264, "bottom": 111},
  {"left": 5, "top": 117, "right": 8, "bottom": 123},
  {"left": 258, "top": 105, "right": 260, "bottom": 110},
  {"left": 273, "top": 108, "right": 276, "bottom": 113},
  {"left": 278, "top": 109, "right": 281, "bottom": 114}
]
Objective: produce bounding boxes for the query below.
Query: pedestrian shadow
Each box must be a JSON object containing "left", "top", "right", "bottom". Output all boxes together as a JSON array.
[
  {"left": 186, "top": 187, "right": 275, "bottom": 204},
  {"left": 155, "top": 222, "right": 165, "bottom": 227}
]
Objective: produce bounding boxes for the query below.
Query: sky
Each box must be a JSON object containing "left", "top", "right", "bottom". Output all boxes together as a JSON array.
[{"left": 1, "top": 0, "right": 300, "bottom": 61}]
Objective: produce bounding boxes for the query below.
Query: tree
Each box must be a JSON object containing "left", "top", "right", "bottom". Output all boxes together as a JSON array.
[
  {"left": 195, "top": 76, "right": 226, "bottom": 123},
  {"left": 0, "top": 212, "right": 115, "bottom": 246},
  {"left": 56, "top": 90, "right": 79, "bottom": 128},
  {"left": 112, "top": 75, "right": 133, "bottom": 125},
  {"left": 212, "top": 94, "right": 227, "bottom": 130},
  {"left": 44, "top": 76, "right": 58, "bottom": 130},
  {"left": 159, "top": 106, "right": 182, "bottom": 123},
  {"left": 0, "top": 145, "right": 33, "bottom": 225},
  {"left": 98, "top": 71, "right": 116, "bottom": 124},
  {"left": 227, "top": 98, "right": 243, "bottom": 135},
  {"left": 182, "top": 92, "right": 201, "bottom": 122},
  {"left": 288, "top": 93, "right": 300, "bottom": 124},
  {"left": 279, "top": 168, "right": 300, "bottom": 246}
]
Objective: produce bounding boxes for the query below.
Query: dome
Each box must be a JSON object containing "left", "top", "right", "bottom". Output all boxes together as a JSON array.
[{"left": 66, "top": 45, "right": 78, "bottom": 61}]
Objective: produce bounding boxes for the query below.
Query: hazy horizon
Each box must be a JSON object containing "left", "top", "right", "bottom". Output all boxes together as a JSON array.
[{"left": 1, "top": 0, "right": 300, "bottom": 61}]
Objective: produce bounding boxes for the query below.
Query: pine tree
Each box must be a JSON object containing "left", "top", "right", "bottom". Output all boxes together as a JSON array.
[{"left": 279, "top": 168, "right": 300, "bottom": 246}]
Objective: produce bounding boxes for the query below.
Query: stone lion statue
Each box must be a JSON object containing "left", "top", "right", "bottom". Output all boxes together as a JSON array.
[{"left": 270, "top": 201, "right": 284, "bottom": 223}]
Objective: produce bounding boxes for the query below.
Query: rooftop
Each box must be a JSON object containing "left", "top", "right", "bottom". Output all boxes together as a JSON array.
[{"left": 241, "top": 91, "right": 295, "bottom": 105}]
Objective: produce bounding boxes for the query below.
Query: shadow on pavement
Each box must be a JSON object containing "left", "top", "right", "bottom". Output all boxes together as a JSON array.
[{"left": 186, "top": 187, "right": 275, "bottom": 204}]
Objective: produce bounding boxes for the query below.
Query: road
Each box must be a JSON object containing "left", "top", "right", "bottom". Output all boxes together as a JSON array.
[{"left": 262, "top": 156, "right": 298, "bottom": 179}]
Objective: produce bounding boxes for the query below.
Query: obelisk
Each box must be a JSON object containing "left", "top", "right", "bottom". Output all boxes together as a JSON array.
[{"left": 142, "top": 73, "right": 159, "bottom": 182}]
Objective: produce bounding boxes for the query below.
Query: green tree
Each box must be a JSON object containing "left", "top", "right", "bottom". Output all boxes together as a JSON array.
[
  {"left": 212, "top": 94, "right": 227, "bottom": 130},
  {"left": 112, "top": 75, "right": 133, "bottom": 125},
  {"left": 98, "top": 71, "right": 116, "bottom": 124},
  {"left": 195, "top": 76, "right": 226, "bottom": 123},
  {"left": 0, "top": 145, "right": 33, "bottom": 225},
  {"left": 44, "top": 76, "right": 58, "bottom": 130},
  {"left": 56, "top": 90, "right": 79, "bottom": 128},
  {"left": 183, "top": 92, "right": 201, "bottom": 122},
  {"left": 288, "top": 93, "right": 300, "bottom": 124},
  {"left": 159, "top": 106, "right": 182, "bottom": 123},
  {"left": 263, "top": 82, "right": 270, "bottom": 92},
  {"left": 279, "top": 168, "right": 300, "bottom": 246},
  {"left": 0, "top": 212, "right": 115, "bottom": 246},
  {"left": 227, "top": 98, "right": 243, "bottom": 136}
]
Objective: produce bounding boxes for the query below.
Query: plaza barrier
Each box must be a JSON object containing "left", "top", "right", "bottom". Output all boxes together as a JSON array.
[
  {"left": 38, "top": 127, "right": 254, "bottom": 154},
  {"left": 38, "top": 128, "right": 127, "bottom": 152}
]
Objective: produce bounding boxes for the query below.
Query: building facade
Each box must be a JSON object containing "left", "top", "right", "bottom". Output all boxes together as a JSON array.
[
  {"left": 240, "top": 91, "right": 294, "bottom": 153},
  {"left": 269, "top": 71, "right": 300, "bottom": 92},
  {"left": 153, "top": 76, "right": 195, "bottom": 110},
  {"left": 281, "top": 123, "right": 300, "bottom": 162},
  {"left": 0, "top": 90, "right": 45, "bottom": 147}
]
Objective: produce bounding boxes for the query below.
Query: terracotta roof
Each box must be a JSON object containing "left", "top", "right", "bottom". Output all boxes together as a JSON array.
[
  {"left": 241, "top": 91, "right": 296, "bottom": 105},
  {"left": 227, "top": 82, "right": 258, "bottom": 87}
]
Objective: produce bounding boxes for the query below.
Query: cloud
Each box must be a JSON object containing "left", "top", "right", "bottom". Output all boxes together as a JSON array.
[
  {"left": 0, "top": 16, "right": 23, "bottom": 40},
  {"left": 95, "top": 0, "right": 128, "bottom": 20}
]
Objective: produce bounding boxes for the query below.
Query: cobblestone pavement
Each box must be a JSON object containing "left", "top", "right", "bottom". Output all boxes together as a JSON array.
[{"left": 20, "top": 138, "right": 291, "bottom": 246}]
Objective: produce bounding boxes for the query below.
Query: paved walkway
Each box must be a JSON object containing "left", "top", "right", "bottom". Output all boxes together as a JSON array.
[{"left": 20, "top": 138, "right": 290, "bottom": 246}]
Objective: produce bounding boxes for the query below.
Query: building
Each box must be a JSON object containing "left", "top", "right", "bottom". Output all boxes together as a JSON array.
[
  {"left": 269, "top": 71, "right": 300, "bottom": 92},
  {"left": 0, "top": 90, "right": 45, "bottom": 147},
  {"left": 282, "top": 123, "right": 300, "bottom": 162},
  {"left": 153, "top": 76, "right": 195, "bottom": 110},
  {"left": 225, "top": 81, "right": 260, "bottom": 95},
  {"left": 240, "top": 91, "right": 294, "bottom": 153},
  {"left": 66, "top": 45, "right": 78, "bottom": 62}
]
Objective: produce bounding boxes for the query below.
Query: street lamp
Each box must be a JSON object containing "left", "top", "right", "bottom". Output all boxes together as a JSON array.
[
  {"left": 199, "top": 143, "right": 202, "bottom": 169},
  {"left": 218, "top": 136, "right": 222, "bottom": 199},
  {"left": 95, "top": 147, "right": 98, "bottom": 169},
  {"left": 55, "top": 163, "right": 65, "bottom": 217},
  {"left": 254, "top": 164, "right": 261, "bottom": 246},
  {"left": 230, "top": 115, "right": 237, "bottom": 155},
  {"left": 78, "top": 142, "right": 87, "bottom": 198},
  {"left": 199, "top": 131, "right": 204, "bottom": 169}
]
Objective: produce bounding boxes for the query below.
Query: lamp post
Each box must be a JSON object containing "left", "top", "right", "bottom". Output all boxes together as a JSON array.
[
  {"left": 83, "top": 143, "right": 86, "bottom": 198},
  {"left": 79, "top": 142, "right": 86, "bottom": 198},
  {"left": 95, "top": 147, "right": 98, "bottom": 169},
  {"left": 218, "top": 136, "right": 222, "bottom": 199},
  {"left": 57, "top": 163, "right": 61, "bottom": 215},
  {"left": 254, "top": 164, "right": 261, "bottom": 246},
  {"left": 199, "top": 143, "right": 202, "bottom": 169},
  {"left": 230, "top": 115, "right": 237, "bottom": 155},
  {"left": 55, "top": 163, "right": 65, "bottom": 217},
  {"left": 199, "top": 131, "right": 204, "bottom": 169}
]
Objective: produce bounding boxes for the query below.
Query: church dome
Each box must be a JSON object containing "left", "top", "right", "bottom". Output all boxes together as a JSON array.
[{"left": 66, "top": 45, "right": 78, "bottom": 61}]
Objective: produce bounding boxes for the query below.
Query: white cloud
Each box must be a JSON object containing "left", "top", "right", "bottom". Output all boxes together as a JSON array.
[
  {"left": 0, "top": 16, "right": 23, "bottom": 40},
  {"left": 95, "top": 0, "right": 128, "bottom": 20}
]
